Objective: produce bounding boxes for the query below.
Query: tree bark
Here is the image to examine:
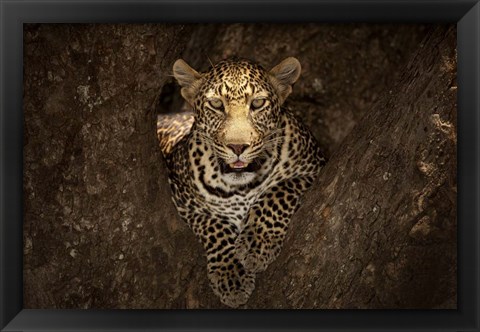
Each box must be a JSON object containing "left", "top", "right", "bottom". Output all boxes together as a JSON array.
[{"left": 24, "top": 24, "right": 456, "bottom": 309}]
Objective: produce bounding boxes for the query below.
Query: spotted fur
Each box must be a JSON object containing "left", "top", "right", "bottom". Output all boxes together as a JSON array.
[
  {"left": 156, "top": 57, "right": 326, "bottom": 307},
  {"left": 157, "top": 112, "right": 194, "bottom": 155}
]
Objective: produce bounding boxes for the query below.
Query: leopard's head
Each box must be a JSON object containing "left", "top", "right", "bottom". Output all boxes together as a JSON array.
[{"left": 173, "top": 57, "right": 301, "bottom": 185}]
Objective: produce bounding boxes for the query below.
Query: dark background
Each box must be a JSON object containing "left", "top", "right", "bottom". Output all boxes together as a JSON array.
[{"left": 23, "top": 23, "right": 456, "bottom": 309}]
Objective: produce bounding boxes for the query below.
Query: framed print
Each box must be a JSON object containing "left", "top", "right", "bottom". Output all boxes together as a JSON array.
[{"left": 1, "top": 0, "right": 479, "bottom": 331}]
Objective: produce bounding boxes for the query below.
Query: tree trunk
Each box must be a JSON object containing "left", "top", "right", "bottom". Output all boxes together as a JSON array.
[{"left": 24, "top": 24, "right": 456, "bottom": 309}]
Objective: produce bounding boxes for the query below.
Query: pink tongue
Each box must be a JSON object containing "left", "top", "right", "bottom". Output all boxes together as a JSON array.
[{"left": 233, "top": 161, "right": 246, "bottom": 168}]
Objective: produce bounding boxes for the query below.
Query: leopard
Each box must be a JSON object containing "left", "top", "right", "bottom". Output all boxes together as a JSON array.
[{"left": 156, "top": 57, "right": 326, "bottom": 308}]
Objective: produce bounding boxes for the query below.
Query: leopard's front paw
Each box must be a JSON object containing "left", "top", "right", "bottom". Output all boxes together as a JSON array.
[
  {"left": 235, "top": 231, "right": 283, "bottom": 273},
  {"left": 240, "top": 249, "right": 269, "bottom": 273},
  {"left": 207, "top": 261, "right": 256, "bottom": 308}
]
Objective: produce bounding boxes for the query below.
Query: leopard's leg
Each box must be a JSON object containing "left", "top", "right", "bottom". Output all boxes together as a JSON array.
[
  {"left": 235, "top": 176, "right": 314, "bottom": 273},
  {"left": 191, "top": 214, "right": 255, "bottom": 308}
]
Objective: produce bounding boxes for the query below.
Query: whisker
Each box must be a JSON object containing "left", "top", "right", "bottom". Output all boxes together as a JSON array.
[
  {"left": 263, "top": 138, "right": 285, "bottom": 145},
  {"left": 263, "top": 129, "right": 284, "bottom": 140}
]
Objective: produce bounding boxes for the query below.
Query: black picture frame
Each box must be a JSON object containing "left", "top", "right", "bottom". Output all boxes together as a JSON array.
[{"left": 1, "top": 0, "right": 478, "bottom": 331}]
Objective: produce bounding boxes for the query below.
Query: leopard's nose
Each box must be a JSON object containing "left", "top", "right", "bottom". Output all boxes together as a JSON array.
[{"left": 227, "top": 144, "right": 249, "bottom": 156}]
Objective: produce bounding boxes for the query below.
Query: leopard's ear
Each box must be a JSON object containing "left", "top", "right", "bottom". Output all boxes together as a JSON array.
[
  {"left": 173, "top": 59, "right": 202, "bottom": 105},
  {"left": 269, "top": 57, "right": 301, "bottom": 104}
]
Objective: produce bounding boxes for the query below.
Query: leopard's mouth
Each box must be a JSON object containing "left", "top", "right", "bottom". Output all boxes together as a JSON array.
[{"left": 220, "top": 159, "right": 263, "bottom": 173}]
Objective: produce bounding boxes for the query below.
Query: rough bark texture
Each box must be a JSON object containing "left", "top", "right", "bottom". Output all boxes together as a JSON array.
[{"left": 23, "top": 24, "right": 456, "bottom": 309}]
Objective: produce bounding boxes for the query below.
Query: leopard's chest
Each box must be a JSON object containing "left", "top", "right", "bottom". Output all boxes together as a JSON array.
[
  {"left": 199, "top": 191, "right": 256, "bottom": 229},
  {"left": 177, "top": 161, "right": 273, "bottom": 231},
  {"left": 185, "top": 160, "right": 293, "bottom": 230}
]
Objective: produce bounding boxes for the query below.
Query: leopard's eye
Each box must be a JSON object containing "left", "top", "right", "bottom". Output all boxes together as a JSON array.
[
  {"left": 251, "top": 98, "right": 266, "bottom": 109},
  {"left": 208, "top": 98, "right": 223, "bottom": 110}
]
